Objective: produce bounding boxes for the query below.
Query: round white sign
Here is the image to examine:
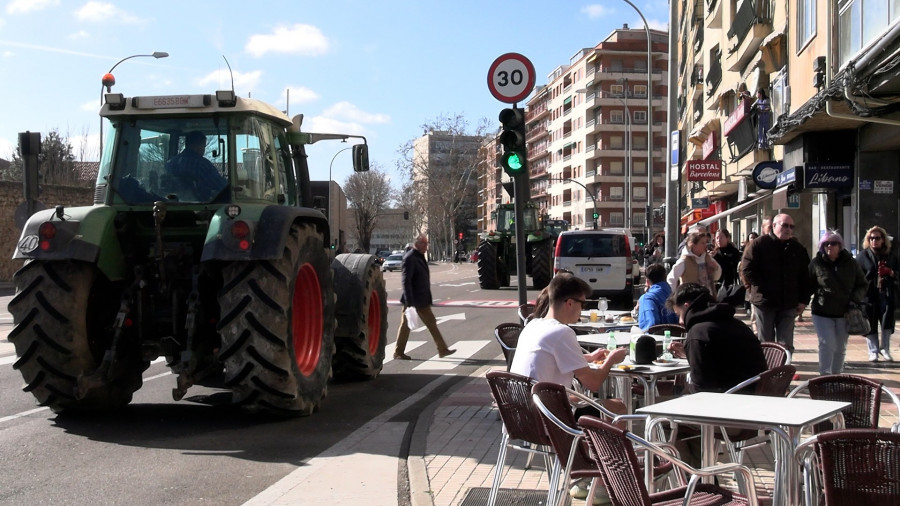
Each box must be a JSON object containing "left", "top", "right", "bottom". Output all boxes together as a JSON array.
[{"left": 487, "top": 53, "right": 535, "bottom": 104}]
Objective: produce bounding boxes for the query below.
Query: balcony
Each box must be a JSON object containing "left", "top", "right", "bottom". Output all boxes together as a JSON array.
[
  {"left": 726, "top": 0, "right": 774, "bottom": 73},
  {"left": 706, "top": 0, "right": 722, "bottom": 29},
  {"left": 705, "top": 50, "right": 722, "bottom": 98}
]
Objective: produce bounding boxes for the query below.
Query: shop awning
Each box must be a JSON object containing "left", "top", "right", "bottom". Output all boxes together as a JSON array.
[{"left": 698, "top": 190, "right": 773, "bottom": 226}]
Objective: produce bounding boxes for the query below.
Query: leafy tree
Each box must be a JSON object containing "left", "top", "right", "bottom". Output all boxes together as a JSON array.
[
  {"left": 396, "top": 113, "right": 488, "bottom": 260},
  {"left": 344, "top": 163, "right": 393, "bottom": 252},
  {"left": 2, "top": 129, "right": 87, "bottom": 186}
]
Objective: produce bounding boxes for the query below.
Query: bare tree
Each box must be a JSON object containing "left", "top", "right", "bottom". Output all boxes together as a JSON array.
[
  {"left": 2, "top": 128, "right": 87, "bottom": 186},
  {"left": 344, "top": 163, "right": 393, "bottom": 252},
  {"left": 396, "top": 114, "right": 488, "bottom": 260}
]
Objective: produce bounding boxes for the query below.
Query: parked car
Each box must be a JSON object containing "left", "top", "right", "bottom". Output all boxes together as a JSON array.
[
  {"left": 374, "top": 250, "right": 391, "bottom": 265},
  {"left": 381, "top": 254, "right": 404, "bottom": 272},
  {"left": 553, "top": 229, "right": 635, "bottom": 307}
]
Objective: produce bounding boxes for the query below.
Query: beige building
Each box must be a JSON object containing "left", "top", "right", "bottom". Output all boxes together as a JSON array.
[
  {"left": 479, "top": 25, "right": 669, "bottom": 245},
  {"left": 680, "top": 0, "right": 900, "bottom": 251}
]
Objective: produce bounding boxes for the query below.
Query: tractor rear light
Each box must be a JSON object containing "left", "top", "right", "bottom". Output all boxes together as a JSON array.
[
  {"left": 231, "top": 220, "right": 251, "bottom": 250},
  {"left": 39, "top": 222, "right": 56, "bottom": 240}
]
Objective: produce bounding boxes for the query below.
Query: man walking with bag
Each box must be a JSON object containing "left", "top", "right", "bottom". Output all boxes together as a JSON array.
[{"left": 393, "top": 234, "right": 456, "bottom": 360}]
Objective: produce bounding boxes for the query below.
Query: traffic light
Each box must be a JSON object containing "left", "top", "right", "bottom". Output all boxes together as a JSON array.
[
  {"left": 592, "top": 212, "right": 599, "bottom": 220},
  {"left": 458, "top": 232, "right": 463, "bottom": 240},
  {"left": 499, "top": 107, "right": 527, "bottom": 177}
]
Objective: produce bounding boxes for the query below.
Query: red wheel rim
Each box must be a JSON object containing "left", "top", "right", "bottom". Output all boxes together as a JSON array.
[
  {"left": 367, "top": 289, "right": 382, "bottom": 356},
  {"left": 292, "top": 263, "right": 323, "bottom": 376}
]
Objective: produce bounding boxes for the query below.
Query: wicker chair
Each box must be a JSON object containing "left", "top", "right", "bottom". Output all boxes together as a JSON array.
[
  {"left": 493, "top": 322, "right": 523, "bottom": 371},
  {"left": 531, "top": 382, "right": 677, "bottom": 505},
  {"left": 795, "top": 429, "right": 900, "bottom": 506},
  {"left": 579, "top": 415, "right": 758, "bottom": 506},
  {"left": 485, "top": 371, "right": 558, "bottom": 506},
  {"left": 760, "top": 341, "right": 792, "bottom": 369},
  {"left": 646, "top": 323, "right": 687, "bottom": 337},
  {"left": 517, "top": 303, "right": 536, "bottom": 324},
  {"left": 788, "top": 374, "right": 900, "bottom": 433}
]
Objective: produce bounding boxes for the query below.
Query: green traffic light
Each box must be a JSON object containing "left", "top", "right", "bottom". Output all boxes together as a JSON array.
[{"left": 504, "top": 152, "right": 524, "bottom": 172}]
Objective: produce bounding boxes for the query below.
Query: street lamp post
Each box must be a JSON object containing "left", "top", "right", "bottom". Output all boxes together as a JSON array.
[
  {"left": 618, "top": 0, "right": 653, "bottom": 243},
  {"left": 99, "top": 51, "right": 169, "bottom": 153},
  {"left": 329, "top": 146, "right": 353, "bottom": 252},
  {"left": 615, "top": 80, "right": 631, "bottom": 231}
]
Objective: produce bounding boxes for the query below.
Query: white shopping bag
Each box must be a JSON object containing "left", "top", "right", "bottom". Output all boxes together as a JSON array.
[{"left": 405, "top": 307, "right": 425, "bottom": 330}]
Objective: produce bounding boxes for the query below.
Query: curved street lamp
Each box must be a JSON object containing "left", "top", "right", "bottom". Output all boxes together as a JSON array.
[
  {"left": 328, "top": 145, "right": 353, "bottom": 251},
  {"left": 98, "top": 51, "right": 169, "bottom": 152}
]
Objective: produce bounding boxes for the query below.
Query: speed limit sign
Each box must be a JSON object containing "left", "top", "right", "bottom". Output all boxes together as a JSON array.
[{"left": 487, "top": 53, "right": 535, "bottom": 104}]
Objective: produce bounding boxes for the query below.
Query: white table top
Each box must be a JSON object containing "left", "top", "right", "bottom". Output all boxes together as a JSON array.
[
  {"left": 597, "top": 358, "right": 691, "bottom": 378},
  {"left": 577, "top": 332, "right": 681, "bottom": 347},
  {"left": 637, "top": 392, "right": 850, "bottom": 428}
]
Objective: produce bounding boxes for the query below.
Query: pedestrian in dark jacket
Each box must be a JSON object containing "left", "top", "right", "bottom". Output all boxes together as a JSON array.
[
  {"left": 393, "top": 234, "right": 455, "bottom": 360},
  {"left": 713, "top": 228, "right": 742, "bottom": 289},
  {"left": 740, "top": 213, "right": 813, "bottom": 351},
  {"left": 666, "top": 283, "right": 767, "bottom": 394},
  {"left": 808, "top": 230, "right": 868, "bottom": 375},
  {"left": 855, "top": 225, "right": 900, "bottom": 362}
]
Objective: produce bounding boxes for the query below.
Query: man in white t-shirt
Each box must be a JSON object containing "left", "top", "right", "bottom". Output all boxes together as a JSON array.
[{"left": 510, "top": 273, "right": 627, "bottom": 504}]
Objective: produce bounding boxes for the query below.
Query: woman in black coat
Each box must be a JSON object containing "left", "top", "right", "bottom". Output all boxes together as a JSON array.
[{"left": 855, "top": 225, "right": 900, "bottom": 362}]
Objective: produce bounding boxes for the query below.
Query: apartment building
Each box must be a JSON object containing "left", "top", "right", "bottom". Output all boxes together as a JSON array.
[
  {"left": 520, "top": 25, "right": 670, "bottom": 245},
  {"left": 681, "top": 0, "right": 900, "bottom": 251}
]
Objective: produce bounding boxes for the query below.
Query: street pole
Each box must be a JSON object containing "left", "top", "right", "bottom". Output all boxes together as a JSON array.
[
  {"left": 99, "top": 51, "right": 168, "bottom": 153},
  {"left": 329, "top": 145, "right": 353, "bottom": 252},
  {"left": 619, "top": 0, "right": 653, "bottom": 243},
  {"left": 665, "top": 0, "right": 680, "bottom": 262}
]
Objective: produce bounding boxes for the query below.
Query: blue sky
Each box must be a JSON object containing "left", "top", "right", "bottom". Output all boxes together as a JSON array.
[{"left": 0, "top": 0, "right": 668, "bottom": 189}]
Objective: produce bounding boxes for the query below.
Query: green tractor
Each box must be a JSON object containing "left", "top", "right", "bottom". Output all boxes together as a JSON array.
[
  {"left": 476, "top": 203, "right": 555, "bottom": 290},
  {"left": 8, "top": 88, "right": 388, "bottom": 416}
]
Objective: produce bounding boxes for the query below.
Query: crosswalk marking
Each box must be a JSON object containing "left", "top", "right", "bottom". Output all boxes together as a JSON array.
[{"left": 412, "top": 340, "right": 491, "bottom": 371}]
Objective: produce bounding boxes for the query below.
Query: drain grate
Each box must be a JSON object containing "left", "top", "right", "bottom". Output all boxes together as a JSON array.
[{"left": 459, "top": 487, "right": 547, "bottom": 506}]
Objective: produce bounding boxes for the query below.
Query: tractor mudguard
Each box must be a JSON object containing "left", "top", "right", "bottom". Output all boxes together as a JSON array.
[
  {"left": 13, "top": 205, "right": 127, "bottom": 280},
  {"left": 201, "top": 204, "right": 330, "bottom": 262}
]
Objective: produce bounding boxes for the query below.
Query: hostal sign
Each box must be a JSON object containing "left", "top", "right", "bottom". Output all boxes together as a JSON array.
[{"left": 686, "top": 160, "right": 722, "bottom": 181}]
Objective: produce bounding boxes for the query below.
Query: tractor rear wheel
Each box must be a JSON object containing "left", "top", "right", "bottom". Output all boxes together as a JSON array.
[
  {"left": 217, "top": 222, "right": 335, "bottom": 416},
  {"left": 531, "top": 240, "right": 553, "bottom": 290},
  {"left": 477, "top": 241, "right": 499, "bottom": 289},
  {"left": 8, "top": 260, "right": 142, "bottom": 412},
  {"left": 332, "top": 254, "right": 388, "bottom": 381}
]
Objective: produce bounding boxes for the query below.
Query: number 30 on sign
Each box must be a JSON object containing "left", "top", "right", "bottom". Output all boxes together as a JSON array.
[{"left": 487, "top": 53, "right": 536, "bottom": 104}]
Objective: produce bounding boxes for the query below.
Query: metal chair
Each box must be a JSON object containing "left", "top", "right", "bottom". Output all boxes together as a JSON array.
[
  {"left": 531, "top": 381, "right": 677, "bottom": 505},
  {"left": 795, "top": 429, "right": 900, "bottom": 506},
  {"left": 760, "top": 341, "right": 792, "bottom": 369},
  {"left": 485, "top": 371, "right": 559, "bottom": 506},
  {"left": 646, "top": 323, "right": 686, "bottom": 337},
  {"left": 517, "top": 303, "right": 536, "bottom": 324},
  {"left": 493, "top": 322, "right": 523, "bottom": 371},
  {"left": 788, "top": 374, "right": 900, "bottom": 433},
  {"left": 579, "top": 415, "right": 759, "bottom": 506}
]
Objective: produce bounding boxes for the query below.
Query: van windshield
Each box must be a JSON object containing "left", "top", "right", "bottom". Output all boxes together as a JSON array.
[{"left": 558, "top": 234, "right": 627, "bottom": 257}]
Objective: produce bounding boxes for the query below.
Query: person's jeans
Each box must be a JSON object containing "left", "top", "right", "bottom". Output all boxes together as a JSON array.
[
  {"left": 866, "top": 294, "right": 895, "bottom": 355},
  {"left": 394, "top": 305, "right": 450, "bottom": 355},
  {"left": 753, "top": 305, "right": 798, "bottom": 350},
  {"left": 812, "top": 314, "right": 849, "bottom": 375}
]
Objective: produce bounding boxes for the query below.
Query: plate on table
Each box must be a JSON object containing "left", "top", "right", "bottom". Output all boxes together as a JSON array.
[
  {"left": 616, "top": 364, "right": 649, "bottom": 372},
  {"left": 652, "top": 359, "right": 680, "bottom": 367}
]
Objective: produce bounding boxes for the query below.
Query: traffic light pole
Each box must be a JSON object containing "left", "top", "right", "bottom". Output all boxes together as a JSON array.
[{"left": 513, "top": 169, "right": 528, "bottom": 307}]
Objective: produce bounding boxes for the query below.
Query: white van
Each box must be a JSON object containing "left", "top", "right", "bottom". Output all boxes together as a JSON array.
[{"left": 553, "top": 229, "right": 635, "bottom": 307}]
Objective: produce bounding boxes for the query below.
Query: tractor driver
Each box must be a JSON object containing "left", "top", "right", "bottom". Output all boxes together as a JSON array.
[{"left": 165, "top": 130, "right": 227, "bottom": 200}]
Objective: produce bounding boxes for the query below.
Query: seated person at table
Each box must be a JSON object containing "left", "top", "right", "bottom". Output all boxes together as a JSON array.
[
  {"left": 637, "top": 263, "right": 679, "bottom": 330},
  {"left": 510, "top": 272, "right": 628, "bottom": 503},
  {"left": 665, "top": 282, "right": 767, "bottom": 393}
]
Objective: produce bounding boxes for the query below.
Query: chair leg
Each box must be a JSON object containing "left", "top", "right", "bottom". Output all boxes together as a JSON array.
[{"left": 488, "top": 433, "right": 510, "bottom": 506}]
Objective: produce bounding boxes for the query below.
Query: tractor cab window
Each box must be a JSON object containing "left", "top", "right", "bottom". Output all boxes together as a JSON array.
[{"left": 232, "top": 116, "right": 283, "bottom": 202}]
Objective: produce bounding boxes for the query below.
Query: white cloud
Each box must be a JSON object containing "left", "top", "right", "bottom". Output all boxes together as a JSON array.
[
  {"left": 81, "top": 99, "right": 99, "bottom": 112},
  {"left": 75, "top": 2, "right": 141, "bottom": 23},
  {"left": 68, "top": 30, "right": 90, "bottom": 40},
  {"left": 6, "top": 0, "right": 58, "bottom": 15},
  {"left": 580, "top": 4, "right": 611, "bottom": 19},
  {"left": 196, "top": 68, "right": 262, "bottom": 96},
  {"left": 0, "top": 136, "right": 15, "bottom": 159},
  {"left": 282, "top": 86, "right": 319, "bottom": 106},
  {"left": 322, "top": 102, "right": 390, "bottom": 125},
  {"left": 68, "top": 132, "right": 100, "bottom": 162},
  {"left": 244, "top": 24, "right": 328, "bottom": 58},
  {"left": 304, "top": 115, "right": 366, "bottom": 137}
]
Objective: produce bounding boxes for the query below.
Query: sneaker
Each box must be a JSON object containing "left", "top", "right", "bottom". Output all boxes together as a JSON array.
[
  {"left": 393, "top": 353, "right": 411, "bottom": 360},
  {"left": 438, "top": 348, "right": 456, "bottom": 358},
  {"left": 569, "top": 479, "right": 610, "bottom": 505},
  {"left": 881, "top": 349, "right": 894, "bottom": 362},
  {"left": 869, "top": 352, "right": 879, "bottom": 362}
]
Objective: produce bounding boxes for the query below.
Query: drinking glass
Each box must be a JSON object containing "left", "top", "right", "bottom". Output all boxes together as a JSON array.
[{"left": 598, "top": 298, "right": 608, "bottom": 320}]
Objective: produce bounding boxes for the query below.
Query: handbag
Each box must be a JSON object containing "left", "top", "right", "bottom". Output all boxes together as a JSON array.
[
  {"left": 405, "top": 306, "right": 425, "bottom": 331},
  {"left": 845, "top": 304, "right": 871, "bottom": 335}
]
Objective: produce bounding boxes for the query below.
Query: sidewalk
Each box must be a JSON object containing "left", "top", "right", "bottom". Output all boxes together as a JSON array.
[{"left": 411, "top": 313, "right": 900, "bottom": 506}]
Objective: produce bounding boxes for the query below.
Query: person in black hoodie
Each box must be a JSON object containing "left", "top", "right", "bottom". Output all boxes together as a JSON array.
[
  {"left": 666, "top": 283, "right": 767, "bottom": 393},
  {"left": 808, "top": 230, "right": 867, "bottom": 375}
]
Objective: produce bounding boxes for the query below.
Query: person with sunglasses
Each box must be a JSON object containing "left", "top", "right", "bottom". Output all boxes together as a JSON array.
[
  {"left": 740, "top": 213, "right": 813, "bottom": 351},
  {"left": 808, "top": 230, "right": 868, "bottom": 374},
  {"left": 856, "top": 226, "right": 899, "bottom": 361}
]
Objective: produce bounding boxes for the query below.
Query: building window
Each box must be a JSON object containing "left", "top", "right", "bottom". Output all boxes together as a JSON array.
[
  {"left": 798, "top": 0, "right": 817, "bottom": 51},
  {"left": 634, "top": 186, "right": 647, "bottom": 201},
  {"left": 610, "top": 135, "right": 624, "bottom": 149},
  {"left": 633, "top": 160, "right": 647, "bottom": 175},
  {"left": 611, "top": 110, "right": 625, "bottom": 124},
  {"left": 838, "top": 0, "right": 899, "bottom": 66},
  {"left": 610, "top": 84, "right": 624, "bottom": 96},
  {"left": 609, "top": 212, "right": 624, "bottom": 226},
  {"left": 634, "top": 111, "right": 647, "bottom": 124},
  {"left": 610, "top": 186, "right": 624, "bottom": 200},
  {"left": 634, "top": 84, "right": 647, "bottom": 97},
  {"left": 610, "top": 160, "right": 624, "bottom": 175}
]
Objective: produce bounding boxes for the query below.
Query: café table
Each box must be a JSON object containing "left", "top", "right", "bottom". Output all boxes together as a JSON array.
[{"left": 637, "top": 392, "right": 849, "bottom": 506}]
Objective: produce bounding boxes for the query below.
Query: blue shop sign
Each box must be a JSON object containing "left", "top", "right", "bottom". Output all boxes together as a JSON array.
[
  {"left": 691, "top": 197, "right": 709, "bottom": 209},
  {"left": 776, "top": 166, "right": 798, "bottom": 188},
  {"left": 804, "top": 163, "right": 853, "bottom": 188}
]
